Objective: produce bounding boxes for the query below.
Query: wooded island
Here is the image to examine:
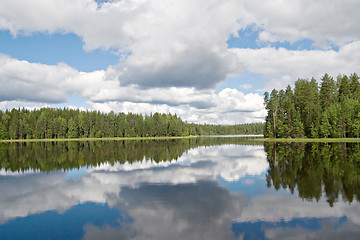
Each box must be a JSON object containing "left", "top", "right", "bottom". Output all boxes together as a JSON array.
[
  {"left": 0, "top": 108, "right": 263, "bottom": 140},
  {"left": 264, "top": 73, "right": 360, "bottom": 138}
]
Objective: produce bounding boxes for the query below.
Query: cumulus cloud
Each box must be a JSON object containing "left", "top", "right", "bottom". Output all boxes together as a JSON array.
[
  {"left": 116, "top": 47, "right": 240, "bottom": 89},
  {"left": 88, "top": 88, "right": 265, "bottom": 124},
  {"left": 0, "top": 0, "right": 244, "bottom": 90},
  {"left": 242, "top": 0, "right": 360, "bottom": 48},
  {"left": 4, "top": 0, "right": 360, "bottom": 50},
  {"left": 0, "top": 54, "right": 78, "bottom": 102},
  {"left": 0, "top": 54, "right": 265, "bottom": 123},
  {"left": 0, "top": 0, "right": 130, "bottom": 50},
  {"left": 232, "top": 41, "right": 360, "bottom": 91},
  {"left": 0, "top": 100, "right": 49, "bottom": 112},
  {"left": 2, "top": 0, "right": 360, "bottom": 123}
]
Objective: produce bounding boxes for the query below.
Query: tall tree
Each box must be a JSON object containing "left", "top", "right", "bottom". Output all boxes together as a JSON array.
[
  {"left": 337, "top": 74, "right": 351, "bottom": 102},
  {"left": 320, "top": 73, "right": 337, "bottom": 110},
  {"left": 294, "top": 78, "right": 320, "bottom": 137},
  {"left": 264, "top": 89, "right": 279, "bottom": 138},
  {"left": 350, "top": 73, "right": 360, "bottom": 100}
]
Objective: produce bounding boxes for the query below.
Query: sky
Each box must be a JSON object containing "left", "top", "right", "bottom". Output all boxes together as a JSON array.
[{"left": 1, "top": 0, "right": 360, "bottom": 124}]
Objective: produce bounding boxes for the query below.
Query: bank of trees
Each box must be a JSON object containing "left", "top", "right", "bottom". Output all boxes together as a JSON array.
[
  {"left": 264, "top": 73, "right": 360, "bottom": 138},
  {"left": 0, "top": 108, "right": 263, "bottom": 140}
]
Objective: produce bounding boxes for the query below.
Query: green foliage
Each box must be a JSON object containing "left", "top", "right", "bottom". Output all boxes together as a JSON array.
[
  {"left": 264, "top": 73, "right": 360, "bottom": 138},
  {"left": 0, "top": 108, "right": 264, "bottom": 140}
]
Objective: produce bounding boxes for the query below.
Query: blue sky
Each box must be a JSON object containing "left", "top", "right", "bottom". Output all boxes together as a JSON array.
[
  {"left": 0, "top": 31, "right": 119, "bottom": 72},
  {"left": 1, "top": 0, "right": 360, "bottom": 124}
]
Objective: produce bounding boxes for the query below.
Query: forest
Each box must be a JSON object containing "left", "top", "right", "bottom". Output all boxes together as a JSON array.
[
  {"left": 264, "top": 73, "right": 360, "bottom": 138},
  {"left": 0, "top": 108, "right": 264, "bottom": 140}
]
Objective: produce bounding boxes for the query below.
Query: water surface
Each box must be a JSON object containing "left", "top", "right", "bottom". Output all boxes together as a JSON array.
[{"left": 0, "top": 138, "right": 359, "bottom": 239}]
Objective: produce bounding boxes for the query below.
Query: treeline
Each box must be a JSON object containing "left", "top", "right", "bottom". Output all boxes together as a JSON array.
[
  {"left": 265, "top": 142, "right": 360, "bottom": 206},
  {"left": 264, "top": 73, "right": 360, "bottom": 138},
  {"left": 0, "top": 108, "right": 263, "bottom": 140},
  {"left": 0, "top": 137, "right": 261, "bottom": 172}
]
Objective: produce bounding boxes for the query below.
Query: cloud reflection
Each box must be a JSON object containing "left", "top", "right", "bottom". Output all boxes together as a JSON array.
[
  {"left": 265, "top": 220, "right": 360, "bottom": 240},
  {"left": 0, "top": 144, "right": 359, "bottom": 239},
  {"left": 84, "top": 182, "right": 246, "bottom": 240},
  {"left": 238, "top": 193, "right": 360, "bottom": 225},
  {"left": 0, "top": 145, "right": 265, "bottom": 225},
  {"left": 90, "top": 145, "right": 268, "bottom": 182}
]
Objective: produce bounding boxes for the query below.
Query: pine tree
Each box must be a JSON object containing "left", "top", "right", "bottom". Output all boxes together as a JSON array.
[
  {"left": 337, "top": 74, "right": 351, "bottom": 102},
  {"left": 350, "top": 73, "right": 360, "bottom": 100},
  {"left": 320, "top": 73, "right": 337, "bottom": 110}
]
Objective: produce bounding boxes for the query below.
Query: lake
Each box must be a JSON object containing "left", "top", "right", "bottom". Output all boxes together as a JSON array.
[{"left": 0, "top": 137, "right": 359, "bottom": 239}]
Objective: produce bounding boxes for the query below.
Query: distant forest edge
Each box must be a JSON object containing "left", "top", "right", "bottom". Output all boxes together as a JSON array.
[
  {"left": 264, "top": 73, "right": 360, "bottom": 138},
  {"left": 0, "top": 108, "right": 264, "bottom": 140}
]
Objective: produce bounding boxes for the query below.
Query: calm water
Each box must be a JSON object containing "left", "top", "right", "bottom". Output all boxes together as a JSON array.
[{"left": 0, "top": 138, "right": 359, "bottom": 239}]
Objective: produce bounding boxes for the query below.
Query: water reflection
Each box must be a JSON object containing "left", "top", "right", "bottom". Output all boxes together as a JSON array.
[
  {"left": 0, "top": 143, "right": 265, "bottom": 199},
  {"left": 265, "top": 142, "right": 360, "bottom": 206},
  {"left": 0, "top": 137, "right": 259, "bottom": 173},
  {"left": 0, "top": 139, "right": 359, "bottom": 239},
  {"left": 83, "top": 182, "right": 246, "bottom": 240}
]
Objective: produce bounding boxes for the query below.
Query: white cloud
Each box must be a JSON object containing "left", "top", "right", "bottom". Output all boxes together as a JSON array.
[
  {"left": 3, "top": 0, "right": 360, "bottom": 51},
  {"left": 0, "top": 0, "right": 244, "bottom": 89},
  {"left": 108, "top": 0, "right": 245, "bottom": 89},
  {"left": 242, "top": 0, "right": 360, "bottom": 48},
  {"left": 88, "top": 88, "right": 266, "bottom": 124},
  {"left": 2, "top": 0, "right": 360, "bottom": 123},
  {"left": 0, "top": 100, "right": 49, "bottom": 111},
  {"left": 0, "top": 54, "right": 78, "bottom": 102},
  {"left": 239, "top": 84, "right": 252, "bottom": 89},
  {"left": 0, "top": 0, "right": 130, "bottom": 50},
  {"left": 232, "top": 41, "right": 360, "bottom": 91},
  {"left": 0, "top": 54, "right": 265, "bottom": 123}
]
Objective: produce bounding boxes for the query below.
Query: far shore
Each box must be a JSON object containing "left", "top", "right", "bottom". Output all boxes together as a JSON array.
[
  {"left": 0, "top": 135, "right": 204, "bottom": 143},
  {"left": 2, "top": 135, "right": 360, "bottom": 143},
  {"left": 257, "top": 138, "right": 360, "bottom": 143}
]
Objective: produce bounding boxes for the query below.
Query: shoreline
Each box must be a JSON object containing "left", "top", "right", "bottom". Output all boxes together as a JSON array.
[
  {"left": 0, "top": 135, "right": 201, "bottom": 143},
  {"left": 257, "top": 138, "right": 360, "bottom": 143},
  {"left": 2, "top": 135, "right": 360, "bottom": 143}
]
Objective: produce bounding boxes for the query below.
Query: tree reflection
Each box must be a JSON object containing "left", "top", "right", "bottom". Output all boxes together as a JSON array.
[
  {"left": 265, "top": 142, "right": 360, "bottom": 206},
  {"left": 0, "top": 137, "right": 260, "bottom": 173}
]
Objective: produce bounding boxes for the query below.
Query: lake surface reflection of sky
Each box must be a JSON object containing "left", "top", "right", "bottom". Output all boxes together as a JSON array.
[{"left": 0, "top": 142, "right": 359, "bottom": 239}]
